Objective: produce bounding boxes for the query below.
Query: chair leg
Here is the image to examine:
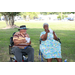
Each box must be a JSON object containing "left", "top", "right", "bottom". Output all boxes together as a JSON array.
[
  {"left": 39, "top": 49, "right": 40, "bottom": 55},
  {"left": 41, "top": 53, "right": 44, "bottom": 62},
  {"left": 39, "top": 50, "right": 44, "bottom": 62},
  {"left": 9, "top": 57, "right": 13, "bottom": 62},
  {"left": 22, "top": 55, "right": 24, "bottom": 62}
]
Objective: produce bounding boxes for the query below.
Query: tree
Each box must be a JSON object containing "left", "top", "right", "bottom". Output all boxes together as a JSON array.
[
  {"left": 0, "top": 12, "right": 20, "bottom": 26},
  {"left": 61, "top": 12, "right": 62, "bottom": 20},
  {"left": 8, "top": 12, "right": 20, "bottom": 26},
  {"left": 40, "top": 12, "right": 61, "bottom": 15},
  {"left": 21, "top": 12, "right": 40, "bottom": 20},
  {"left": 57, "top": 14, "right": 68, "bottom": 20},
  {"left": 0, "top": 12, "right": 9, "bottom": 26}
]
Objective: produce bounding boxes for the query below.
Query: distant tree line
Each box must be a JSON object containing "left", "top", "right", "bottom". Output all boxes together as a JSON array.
[
  {"left": 40, "top": 12, "right": 75, "bottom": 15},
  {"left": 40, "top": 12, "right": 75, "bottom": 20},
  {"left": 0, "top": 12, "right": 75, "bottom": 26}
]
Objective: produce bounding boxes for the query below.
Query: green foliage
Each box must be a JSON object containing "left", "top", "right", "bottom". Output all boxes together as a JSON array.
[
  {"left": 57, "top": 14, "right": 68, "bottom": 19},
  {"left": 0, "top": 12, "right": 20, "bottom": 16},
  {"left": 21, "top": 12, "right": 40, "bottom": 19},
  {"left": 40, "top": 12, "right": 75, "bottom": 15},
  {"left": 0, "top": 13, "right": 2, "bottom": 18}
]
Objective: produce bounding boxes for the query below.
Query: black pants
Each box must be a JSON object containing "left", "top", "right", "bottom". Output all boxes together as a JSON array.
[{"left": 12, "top": 46, "right": 34, "bottom": 62}]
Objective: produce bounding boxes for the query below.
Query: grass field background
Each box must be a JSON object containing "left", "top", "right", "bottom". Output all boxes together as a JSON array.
[{"left": 0, "top": 21, "right": 75, "bottom": 62}]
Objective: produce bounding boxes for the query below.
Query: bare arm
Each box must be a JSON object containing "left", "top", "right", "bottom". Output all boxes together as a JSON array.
[
  {"left": 13, "top": 39, "right": 27, "bottom": 45},
  {"left": 41, "top": 33, "right": 48, "bottom": 41},
  {"left": 13, "top": 32, "right": 31, "bottom": 45},
  {"left": 41, "top": 30, "right": 49, "bottom": 41},
  {"left": 13, "top": 39, "right": 31, "bottom": 45}
]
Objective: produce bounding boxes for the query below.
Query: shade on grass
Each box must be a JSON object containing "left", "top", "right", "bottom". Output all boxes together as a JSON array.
[{"left": 0, "top": 21, "right": 75, "bottom": 62}]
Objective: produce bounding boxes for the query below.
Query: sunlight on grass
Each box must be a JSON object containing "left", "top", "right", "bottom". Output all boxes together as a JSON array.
[{"left": 69, "top": 59, "right": 74, "bottom": 62}]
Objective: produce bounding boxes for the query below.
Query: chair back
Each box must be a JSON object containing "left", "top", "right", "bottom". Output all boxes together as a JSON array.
[{"left": 9, "top": 32, "right": 16, "bottom": 55}]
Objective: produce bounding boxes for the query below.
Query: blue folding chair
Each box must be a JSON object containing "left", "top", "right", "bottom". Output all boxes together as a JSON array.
[{"left": 39, "top": 38, "right": 44, "bottom": 62}]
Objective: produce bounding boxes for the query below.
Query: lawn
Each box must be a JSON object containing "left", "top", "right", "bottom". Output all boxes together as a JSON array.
[{"left": 0, "top": 21, "right": 75, "bottom": 62}]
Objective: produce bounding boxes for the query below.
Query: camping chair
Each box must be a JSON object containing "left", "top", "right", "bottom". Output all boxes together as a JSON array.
[
  {"left": 39, "top": 38, "right": 61, "bottom": 62},
  {"left": 39, "top": 38, "right": 44, "bottom": 62},
  {"left": 9, "top": 32, "right": 28, "bottom": 62}
]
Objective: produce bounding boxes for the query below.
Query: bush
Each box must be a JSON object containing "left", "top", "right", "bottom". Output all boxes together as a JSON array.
[{"left": 57, "top": 14, "right": 68, "bottom": 20}]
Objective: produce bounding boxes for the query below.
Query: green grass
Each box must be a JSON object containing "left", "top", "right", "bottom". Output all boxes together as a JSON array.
[{"left": 0, "top": 21, "right": 75, "bottom": 62}]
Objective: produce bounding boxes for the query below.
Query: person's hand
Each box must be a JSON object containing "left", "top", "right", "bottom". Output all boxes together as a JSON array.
[
  {"left": 45, "top": 29, "right": 49, "bottom": 33},
  {"left": 41, "top": 34, "right": 45, "bottom": 39}
]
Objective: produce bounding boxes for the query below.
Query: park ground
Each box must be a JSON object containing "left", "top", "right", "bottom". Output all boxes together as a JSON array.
[{"left": 0, "top": 21, "right": 75, "bottom": 62}]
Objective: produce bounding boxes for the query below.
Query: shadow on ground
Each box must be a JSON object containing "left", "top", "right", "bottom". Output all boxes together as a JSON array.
[{"left": 0, "top": 28, "right": 75, "bottom": 62}]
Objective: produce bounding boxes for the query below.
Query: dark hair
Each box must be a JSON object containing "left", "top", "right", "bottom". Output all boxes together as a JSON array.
[
  {"left": 18, "top": 25, "right": 28, "bottom": 31},
  {"left": 20, "top": 25, "right": 26, "bottom": 28}
]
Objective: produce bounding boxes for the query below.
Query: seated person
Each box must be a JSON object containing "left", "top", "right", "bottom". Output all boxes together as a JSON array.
[
  {"left": 40, "top": 23, "right": 62, "bottom": 62},
  {"left": 12, "top": 25, "right": 34, "bottom": 62}
]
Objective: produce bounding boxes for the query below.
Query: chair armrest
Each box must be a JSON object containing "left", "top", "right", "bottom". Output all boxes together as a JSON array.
[
  {"left": 9, "top": 45, "right": 14, "bottom": 55},
  {"left": 12, "top": 32, "right": 16, "bottom": 36},
  {"left": 10, "top": 37, "right": 14, "bottom": 46},
  {"left": 39, "top": 38, "right": 42, "bottom": 44},
  {"left": 56, "top": 38, "right": 61, "bottom": 43}
]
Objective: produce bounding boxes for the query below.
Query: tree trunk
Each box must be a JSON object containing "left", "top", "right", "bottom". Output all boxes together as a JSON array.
[
  {"left": 9, "top": 16, "right": 14, "bottom": 26},
  {"left": 9, "top": 16, "right": 12, "bottom": 26},
  {"left": 4, "top": 15, "right": 8, "bottom": 26},
  {"left": 12, "top": 15, "right": 14, "bottom": 26}
]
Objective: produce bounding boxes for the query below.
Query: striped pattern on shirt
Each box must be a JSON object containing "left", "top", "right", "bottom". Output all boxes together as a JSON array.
[{"left": 13, "top": 32, "right": 30, "bottom": 49}]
